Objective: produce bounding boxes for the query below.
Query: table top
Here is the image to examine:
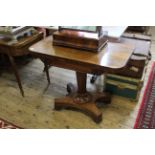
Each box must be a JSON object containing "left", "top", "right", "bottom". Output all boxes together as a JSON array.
[
  {"left": 0, "top": 32, "right": 43, "bottom": 56},
  {"left": 30, "top": 36, "right": 134, "bottom": 69},
  {"left": 0, "top": 32, "right": 42, "bottom": 47}
]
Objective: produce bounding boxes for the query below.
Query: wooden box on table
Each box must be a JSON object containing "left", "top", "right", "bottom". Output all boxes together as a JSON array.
[{"left": 53, "top": 26, "right": 108, "bottom": 52}]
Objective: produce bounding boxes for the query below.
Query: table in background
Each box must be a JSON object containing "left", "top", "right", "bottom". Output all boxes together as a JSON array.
[{"left": 0, "top": 32, "right": 43, "bottom": 96}]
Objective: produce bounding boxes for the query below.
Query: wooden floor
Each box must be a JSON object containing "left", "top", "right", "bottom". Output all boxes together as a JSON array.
[{"left": 0, "top": 28, "right": 155, "bottom": 129}]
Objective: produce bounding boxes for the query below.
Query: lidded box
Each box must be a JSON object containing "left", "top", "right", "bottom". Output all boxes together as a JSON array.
[{"left": 53, "top": 26, "right": 108, "bottom": 52}]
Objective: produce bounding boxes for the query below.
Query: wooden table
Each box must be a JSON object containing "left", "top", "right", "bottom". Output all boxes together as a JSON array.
[
  {"left": 0, "top": 32, "right": 43, "bottom": 96},
  {"left": 29, "top": 36, "right": 134, "bottom": 123}
]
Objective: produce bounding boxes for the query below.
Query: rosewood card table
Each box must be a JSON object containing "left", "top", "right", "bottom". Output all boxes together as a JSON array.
[{"left": 29, "top": 36, "right": 134, "bottom": 123}]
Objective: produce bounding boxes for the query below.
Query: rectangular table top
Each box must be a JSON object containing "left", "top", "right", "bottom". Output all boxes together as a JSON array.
[{"left": 30, "top": 36, "right": 134, "bottom": 70}]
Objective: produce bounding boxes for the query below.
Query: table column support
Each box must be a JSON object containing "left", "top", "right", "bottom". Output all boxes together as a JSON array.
[
  {"left": 77, "top": 72, "right": 87, "bottom": 94},
  {"left": 55, "top": 71, "right": 111, "bottom": 123}
]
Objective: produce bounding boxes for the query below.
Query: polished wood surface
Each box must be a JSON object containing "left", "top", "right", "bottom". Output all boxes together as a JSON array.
[
  {"left": 42, "top": 26, "right": 128, "bottom": 39},
  {"left": 91, "top": 33, "right": 151, "bottom": 81},
  {"left": 50, "top": 26, "right": 128, "bottom": 52},
  {"left": 29, "top": 35, "right": 134, "bottom": 123},
  {"left": 30, "top": 36, "right": 134, "bottom": 70},
  {"left": 53, "top": 29, "right": 108, "bottom": 52},
  {"left": 46, "top": 26, "right": 128, "bottom": 76}
]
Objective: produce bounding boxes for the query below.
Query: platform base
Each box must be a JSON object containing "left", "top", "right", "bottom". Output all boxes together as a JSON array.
[{"left": 55, "top": 92, "right": 111, "bottom": 123}]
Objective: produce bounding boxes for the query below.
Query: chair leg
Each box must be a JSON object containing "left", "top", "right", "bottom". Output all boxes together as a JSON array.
[{"left": 8, "top": 55, "right": 24, "bottom": 97}]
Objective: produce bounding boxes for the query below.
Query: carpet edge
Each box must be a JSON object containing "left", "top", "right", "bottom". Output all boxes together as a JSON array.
[{"left": 134, "top": 61, "right": 155, "bottom": 129}]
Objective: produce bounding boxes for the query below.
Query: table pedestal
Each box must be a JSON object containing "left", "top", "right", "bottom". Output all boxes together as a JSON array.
[{"left": 55, "top": 72, "right": 111, "bottom": 123}]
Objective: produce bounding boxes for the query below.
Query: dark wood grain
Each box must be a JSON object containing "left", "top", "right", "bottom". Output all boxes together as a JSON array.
[{"left": 53, "top": 29, "right": 108, "bottom": 52}]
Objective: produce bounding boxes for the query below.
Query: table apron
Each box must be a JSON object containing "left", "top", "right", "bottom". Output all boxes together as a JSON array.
[{"left": 31, "top": 53, "right": 126, "bottom": 75}]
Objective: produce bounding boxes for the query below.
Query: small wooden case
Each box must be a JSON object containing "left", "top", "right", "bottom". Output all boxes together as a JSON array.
[{"left": 53, "top": 27, "right": 108, "bottom": 52}]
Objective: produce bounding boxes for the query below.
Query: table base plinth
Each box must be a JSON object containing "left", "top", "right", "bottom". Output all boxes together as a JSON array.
[{"left": 55, "top": 92, "right": 111, "bottom": 123}]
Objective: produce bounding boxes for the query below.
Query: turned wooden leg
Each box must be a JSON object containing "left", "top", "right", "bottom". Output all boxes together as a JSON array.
[
  {"left": 8, "top": 55, "right": 24, "bottom": 97},
  {"left": 76, "top": 72, "right": 87, "bottom": 94},
  {"left": 44, "top": 62, "right": 51, "bottom": 84},
  {"left": 43, "top": 64, "right": 50, "bottom": 72},
  {"left": 42, "top": 59, "right": 50, "bottom": 84}
]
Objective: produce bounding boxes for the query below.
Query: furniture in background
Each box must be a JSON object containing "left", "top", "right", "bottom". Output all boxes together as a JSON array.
[
  {"left": 0, "top": 26, "right": 35, "bottom": 40},
  {"left": 127, "top": 26, "right": 150, "bottom": 34},
  {"left": 0, "top": 27, "right": 43, "bottom": 96},
  {"left": 35, "top": 26, "right": 58, "bottom": 37},
  {"left": 44, "top": 26, "right": 58, "bottom": 36},
  {"left": 29, "top": 36, "right": 134, "bottom": 123},
  {"left": 105, "top": 68, "right": 146, "bottom": 101}
]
